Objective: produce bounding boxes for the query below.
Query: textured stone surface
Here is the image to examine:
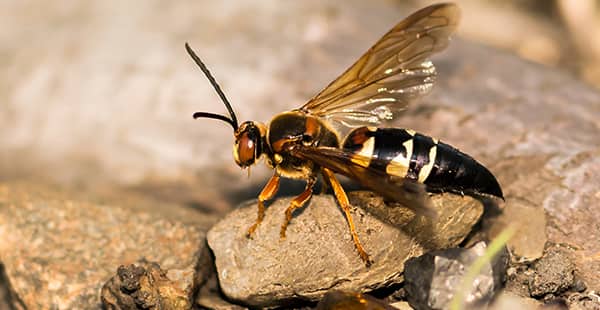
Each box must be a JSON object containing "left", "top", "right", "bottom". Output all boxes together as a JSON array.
[
  {"left": 1, "top": 0, "right": 600, "bottom": 307},
  {"left": 528, "top": 246, "right": 576, "bottom": 298},
  {"left": 0, "top": 183, "right": 214, "bottom": 309},
  {"left": 101, "top": 262, "right": 198, "bottom": 309},
  {"left": 207, "top": 192, "right": 483, "bottom": 307},
  {"left": 403, "top": 242, "right": 508, "bottom": 310}
]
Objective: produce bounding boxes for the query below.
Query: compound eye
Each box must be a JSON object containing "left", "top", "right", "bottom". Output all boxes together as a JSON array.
[{"left": 235, "top": 131, "right": 257, "bottom": 166}]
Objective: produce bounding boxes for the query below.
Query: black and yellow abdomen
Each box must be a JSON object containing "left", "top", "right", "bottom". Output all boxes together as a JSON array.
[{"left": 342, "top": 127, "right": 503, "bottom": 199}]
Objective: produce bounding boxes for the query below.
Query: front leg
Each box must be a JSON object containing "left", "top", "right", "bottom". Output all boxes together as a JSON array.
[
  {"left": 246, "top": 173, "right": 280, "bottom": 237},
  {"left": 280, "top": 176, "right": 317, "bottom": 239}
]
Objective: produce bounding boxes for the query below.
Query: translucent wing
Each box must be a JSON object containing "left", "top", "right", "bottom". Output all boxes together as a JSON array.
[
  {"left": 290, "top": 145, "right": 434, "bottom": 217},
  {"left": 300, "top": 3, "right": 460, "bottom": 129}
]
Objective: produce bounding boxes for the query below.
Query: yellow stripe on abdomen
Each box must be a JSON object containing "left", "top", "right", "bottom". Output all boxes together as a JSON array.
[
  {"left": 418, "top": 145, "right": 437, "bottom": 183},
  {"left": 386, "top": 139, "right": 413, "bottom": 178},
  {"left": 350, "top": 137, "right": 375, "bottom": 168}
]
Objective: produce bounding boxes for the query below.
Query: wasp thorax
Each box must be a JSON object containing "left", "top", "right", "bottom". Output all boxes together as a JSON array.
[{"left": 233, "top": 121, "right": 266, "bottom": 168}]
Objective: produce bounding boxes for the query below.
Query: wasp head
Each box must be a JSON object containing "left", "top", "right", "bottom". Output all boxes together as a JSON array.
[
  {"left": 234, "top": 121, "right": 267, "bottom": 168},
  {"left": 187, "top": 43, "right": 269, "bottom": 169}
]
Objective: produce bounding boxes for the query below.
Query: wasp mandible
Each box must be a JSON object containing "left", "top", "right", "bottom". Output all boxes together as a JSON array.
[{"left": 188, "top": 3, "right": 503, "bottom": 266}]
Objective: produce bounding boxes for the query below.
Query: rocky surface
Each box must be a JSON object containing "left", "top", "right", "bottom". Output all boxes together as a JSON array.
[
  {"left": 1, "top": 0, "right": 600, "bottom": 308},
  {"left": 403, "top": 242, "right": 508, "bottom": 310},
  {"left": 207, "top": 192, "right": 484, "bottom": 307},
  {"left": 503, "top": 242, "right": 594, "bottom": 308},
  {"left": 0, "top": 182, "right": 215, "bottom": 309}
]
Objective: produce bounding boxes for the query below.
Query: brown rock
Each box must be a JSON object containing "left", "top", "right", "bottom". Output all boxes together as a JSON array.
[
  {"left": 207, "top": 192, "right": 483, "bottom": 307},
  {"left": 101, "top": 262, "right": 194, "bottom": 309},
  {"left": 0, "top": 183, "right": 213, "bottom": 309},
  {"left": 529, "top": 246, "right": 576, "bottom": 298}
]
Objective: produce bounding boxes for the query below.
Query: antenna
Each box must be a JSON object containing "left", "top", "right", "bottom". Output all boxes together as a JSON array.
[{"left": 186, "top": 42, "right": 239, "bottom": 131}]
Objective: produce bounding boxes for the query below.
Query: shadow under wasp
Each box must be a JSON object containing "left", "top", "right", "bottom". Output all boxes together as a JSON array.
[{"left": 188, "top": 3, "right": 503, "bottom": 266}]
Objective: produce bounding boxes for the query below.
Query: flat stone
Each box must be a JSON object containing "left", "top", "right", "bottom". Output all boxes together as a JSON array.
[
  {"left": 207, "top": 192, "right": 484, "bottom": 307},
  {"left": 0, "top": 183, "right": 212, "bottom": 309}
]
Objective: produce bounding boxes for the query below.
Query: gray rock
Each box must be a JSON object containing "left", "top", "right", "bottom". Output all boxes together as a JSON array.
[
  {"left": 207, "top": 192, "right": 484, "bottom": 307},
  {"left": 403, "top": 241, "right": 508, "bottom": 310},
  {"left": 0, "top": 182, "right": 214, "bottom": 309},
  {"left": 528, "top": 246, "right": 575, "bottom": 298}
]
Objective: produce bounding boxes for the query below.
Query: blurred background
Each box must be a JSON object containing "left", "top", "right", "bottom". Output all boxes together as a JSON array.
[{"left": 1, "top": 0, "right": 599, "bottom": 212}]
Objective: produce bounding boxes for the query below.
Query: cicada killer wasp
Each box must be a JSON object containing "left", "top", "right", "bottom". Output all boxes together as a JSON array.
[{"left": 188, "top": 3, "right": 503, "bottom": 266}]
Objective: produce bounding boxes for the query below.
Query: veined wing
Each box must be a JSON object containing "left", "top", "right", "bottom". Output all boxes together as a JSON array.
[
  {"left": 300, "top": 3, "right": 460, "bottom": 129},
  {"left": 290, "top": 144, "right": 434, "bottom": 216}
]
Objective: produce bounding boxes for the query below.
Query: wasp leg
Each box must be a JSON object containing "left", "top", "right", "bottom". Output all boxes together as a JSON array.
[
  {"left": 247, "top": 173, "right": 281, "bottom": 238},
  {"left": 319, "top": 168, "right": 330, "bottom": 194},
  {"left": 322, "top": 168, "right": 372, "bottom": 267},
  {"left": 280, "top": 176, "right": 317, "bottom": 239}
]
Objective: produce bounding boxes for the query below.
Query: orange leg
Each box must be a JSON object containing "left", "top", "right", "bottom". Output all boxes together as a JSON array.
[
  {"left": 280, "top": 177, "right": 317, "bottom": 239},
  {"left": 322, "top": 168, "right": 372, "bottom": 266},
  {"left": 246, "top": 173, "right": 280, "bottom": 238}
]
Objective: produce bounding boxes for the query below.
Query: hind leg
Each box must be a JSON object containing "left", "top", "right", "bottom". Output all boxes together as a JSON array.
[{"left": 322, "top": 168, "right": 372, "bottom": 266}]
